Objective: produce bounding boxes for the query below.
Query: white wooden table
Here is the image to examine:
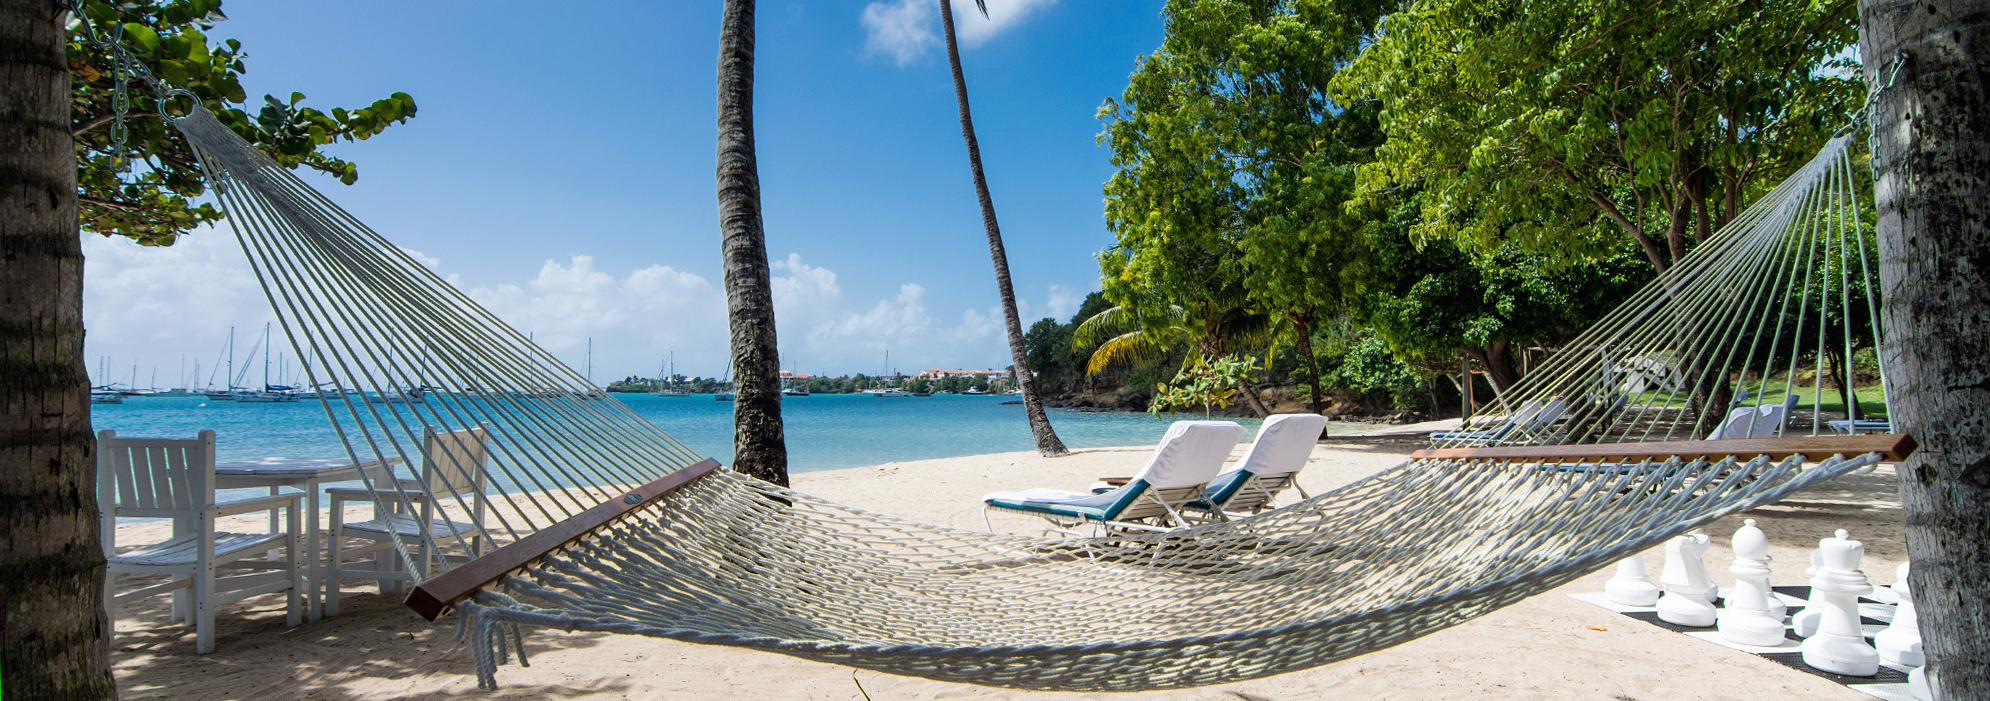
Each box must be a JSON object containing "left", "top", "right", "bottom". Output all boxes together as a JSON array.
[{"left": 215, "top": 456, "right": 401, "bottom": 620}]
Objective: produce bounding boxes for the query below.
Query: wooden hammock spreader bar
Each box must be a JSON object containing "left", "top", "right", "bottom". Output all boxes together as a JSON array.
[
  {"left": 1409, "top": 434, "right": 1917, "bottom": 464},
  {"left": 405, "top": 458, "right": 723, "bottom": 621}
]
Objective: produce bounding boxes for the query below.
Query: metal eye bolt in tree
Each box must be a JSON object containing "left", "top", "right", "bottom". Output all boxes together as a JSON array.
[
  {"left": 717, "top": 0, "right": 788, "bottom": 485},
  {"left": 938, "top": 0, "right": 1068, "bottom": 457},
  {"left": 1861, "top": 0, "right": 1990, "bottom": 696},
  {"left": 4, "top": 1, "right": 413, "bottom": 696}
]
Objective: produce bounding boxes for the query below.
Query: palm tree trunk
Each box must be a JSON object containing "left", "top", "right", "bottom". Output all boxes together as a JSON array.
[
  {"left": 0, "top": 1, "right": 116, "bottom": 697},
  {"left": 716, "top": 0, "right": 787, "bottom": 485},
  {"left": 938, "top": 0, "right": 1067, "bottom": 457},
  {"left": 1862, "top": 2, "right": 1990, "bottom": 694},
  {"left": 1294, "top": 313, "right": 1325, "bottom": 416}
]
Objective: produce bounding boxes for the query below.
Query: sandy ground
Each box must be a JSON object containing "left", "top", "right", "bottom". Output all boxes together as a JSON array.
[{"left": 110, "top": 434, "right": 1909, "bottom": 700}]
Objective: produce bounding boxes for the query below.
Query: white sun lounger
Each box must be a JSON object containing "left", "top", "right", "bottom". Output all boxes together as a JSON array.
[{"left": 981, "top": 420, "right": 1243, "bottom": 536}]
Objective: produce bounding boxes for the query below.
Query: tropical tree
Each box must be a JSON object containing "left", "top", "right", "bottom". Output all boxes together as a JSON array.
[
  {"left": 1863, "top": 0, "right": 1990, "bottom": 693},
  {"left": 716, "top": 0, "right": 787, "bottom": 484},
  {"left": 1334, "top": 0, "right": 1861, "bottom": 274},
  {"left": 936, "top": 0, "right": 1067, "bottom": 456},
  {"left": 1071, "top": 302, "right": 1276, "bottom": 415},
  {"left": 2, "top": 3, "right": 111, "bottom": 696},
  {"left": 1350, "top": 195, "right": 1650, "bottom": 392},
  {"left": 4, "top": 1, "right": 414, "bottom": 696},
  {"left": 1097, "top": 0, "right": 1389, "bottom": 415}
]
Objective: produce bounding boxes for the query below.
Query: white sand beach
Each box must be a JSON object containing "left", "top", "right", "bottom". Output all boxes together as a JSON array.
[{"left": 110, "top": 437, "right": 1907, "bottom": 700}]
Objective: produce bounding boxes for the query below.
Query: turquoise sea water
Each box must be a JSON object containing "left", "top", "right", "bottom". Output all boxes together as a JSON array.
[{"left": 91, "top": 393, "right": 1351, "bottom": 475}]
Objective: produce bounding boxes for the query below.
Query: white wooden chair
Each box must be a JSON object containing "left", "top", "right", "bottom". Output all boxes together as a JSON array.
[
  {"left": 98, "top": 430, "right": 303, "bottom": 654},
  {"left": 325, "top": 425, "right": 491, "bottom": 615}
]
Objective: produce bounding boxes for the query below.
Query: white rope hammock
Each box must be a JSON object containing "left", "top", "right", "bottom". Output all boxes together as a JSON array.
[
  {"left": 1433, "top": 132, "right": 1887, "bottom": 448},
  {"left": 173, "top": 108, "right": 1902, "bottom": 691}
]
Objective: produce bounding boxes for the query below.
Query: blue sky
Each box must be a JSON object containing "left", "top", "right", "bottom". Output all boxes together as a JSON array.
[{"left": 83, "top": 0, "right": 1168, "bottom": 386}]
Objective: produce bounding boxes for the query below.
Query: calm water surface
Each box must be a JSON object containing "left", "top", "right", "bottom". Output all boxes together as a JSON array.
[{"left": 91, "top": 393, "right": 1358, "bottom": 474}]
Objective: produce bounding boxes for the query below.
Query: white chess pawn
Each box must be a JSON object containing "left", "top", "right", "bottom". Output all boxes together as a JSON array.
[
  {"left": 1792, "top": 547, "right": 1825, "bottom": 637},
  {"left": 1719, "top": 519, "right": 1787, "bottom": 646},
  {"left": 1656, "top": 531, "right": 1717, "bottom": 627},
  {"left": 1907, "top": 666, "right": 1933, "bottom": 701},
  {"left": 1876, "top": 562, "right": 1924, "bottom": 667},
  {"left": 1605, "top": 553, "right": 1661, "bottom": 607},
  {"left": 1801, "top": 529, "right": 1880, "bottom": 676}
]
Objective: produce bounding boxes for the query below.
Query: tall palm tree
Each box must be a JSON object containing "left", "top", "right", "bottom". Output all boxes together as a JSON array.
[
  {"left": 717, "top": 0, "right": 788, "bottom": 485},
  {"left": 0, "top": 2, "right": 115, "bottom": 697},
  {"left": 939, "top": 0, "right": 1068, "bottom": 456}
]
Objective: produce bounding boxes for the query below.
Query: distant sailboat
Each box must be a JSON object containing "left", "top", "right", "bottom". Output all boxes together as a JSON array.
[
  {"left": 781, "top": 360, "right": 809, "bottom": 396},
  {"left": 872, "top": 351, "right": 905, "bottom": 397},
  {"left": 654, "top": 352, "right": 689, "bottom": 396},
  {"left": 203, "top": 328, "right": 239, "bottom": 400},
  {"left": 714, "top": 360, "right": 735, "bottom": 401},
  {"left": 237, "top": 324, "right": 299, "bottom": 403}
]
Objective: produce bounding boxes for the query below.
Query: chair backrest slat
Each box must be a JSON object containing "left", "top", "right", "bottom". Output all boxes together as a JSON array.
[
  {"left": 97, "top": 430, "right": 217, "bottom": 530},
  {"left": 422, "top": 425, "right": 490, "bottom": 499}
]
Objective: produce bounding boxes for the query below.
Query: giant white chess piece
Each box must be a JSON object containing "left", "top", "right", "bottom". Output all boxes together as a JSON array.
[
  {"left": 1906, "top": 666, "right": 1933, "bottom": 701},
  {"left": 1792, "top": 547, "right": 1826, "bottom": 637},
  {"left": 1718, "top": 519, "right": 1787, "bottom": 646},
  {"left": 1876, "top": 562, "right": 1924, "bottom": 667},
  {"left": 1656, "top": 530, "right": 1717, "bottom": 627},
  {"left": 1800, "top": 530, "right": 1880, "bottom": 676},
  {"left": 1605, "top": 553, "right": 1661, "bottom": 607}
]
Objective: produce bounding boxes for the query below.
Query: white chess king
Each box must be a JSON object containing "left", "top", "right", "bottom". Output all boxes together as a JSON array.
[
  {"left": 1718, "top": 519, "right": 1787, "bottom": 646},
  {"left": 1605, "top": 553, "right": 1661, "bottom": 607},
  {"left": 1656, "top": 530, "right": 1717, "bottom": 627},
  {"left": 1800, "top": 530, "right": 1880, "bottom": 676}
]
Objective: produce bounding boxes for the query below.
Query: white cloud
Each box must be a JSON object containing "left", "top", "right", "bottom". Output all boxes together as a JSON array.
[
  {"left": 860, "top": 0, "right": 1057, "bottom": 65},
  {"left": 82, "top": 238, "right": 1049, "bottom": 385},
  {"left": 82, "top": 229, "right": 274, "bottom": 389}
]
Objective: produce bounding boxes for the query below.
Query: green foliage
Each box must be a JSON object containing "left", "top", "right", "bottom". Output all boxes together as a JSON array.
[
  {"left": 1150, "top": 355, "right": 1258, "bottom": 418},
  {"left": 67, "top": 0, "right": 417, "bottom": 245},
  {"left": 1332, "top": 0, "right": 1860, "bottom": 271},
  {"left": 1350, "top": 193, "right": 1649, "bottom": 361},
  {"left": 1097, "top": 0, "right": 1386, "bottom": 372}
]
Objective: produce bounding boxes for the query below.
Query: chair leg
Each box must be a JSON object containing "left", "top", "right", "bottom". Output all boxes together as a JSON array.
[
  {"left": 169, "top": 579, "right": 187, "bottom": 623},
  {"left": 103, "top": 570, "right": 117, "bottom": 640},
  {"left": 285, "top": 508, "right": 302, "bottom": 628},
  {"left": 194, "top": 562, "right": 216, "bottom": 654}
]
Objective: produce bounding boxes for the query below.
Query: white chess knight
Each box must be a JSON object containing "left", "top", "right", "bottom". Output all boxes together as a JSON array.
[
  {"left": 1719, "top": 519, "right": 1788, "bottom": 646},
  {"left": 1656, "top": 530, "right": 1718, "bottom": 627},
  {"left": 1876, "top": 562, "right": 1925, "bottom": 667},
  {"left": 1605, "top": 553, "right": 1661, "bottom": 607},
  {"left": 1792, "top": 547, "right": 1826, "bottom": 637},
  {"left": 1801, "top": 529, "right": 1881, "bottom": 677}
]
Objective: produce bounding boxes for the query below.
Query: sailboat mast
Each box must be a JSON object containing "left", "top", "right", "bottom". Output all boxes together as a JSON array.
[{"left": 263, "top": 323, "right": 272, "bottom": 390}]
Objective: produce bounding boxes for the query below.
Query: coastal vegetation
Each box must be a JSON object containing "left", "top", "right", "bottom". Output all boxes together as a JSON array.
[{"left": 1037, "top": 0, "right": 1868, "bottom": 422}]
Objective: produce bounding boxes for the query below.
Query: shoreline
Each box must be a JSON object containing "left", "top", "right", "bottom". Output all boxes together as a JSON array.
[{"left": 111, "top": 439, "right": 1900, "bottom": 699}]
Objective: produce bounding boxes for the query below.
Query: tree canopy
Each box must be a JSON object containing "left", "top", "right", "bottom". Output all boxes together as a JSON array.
[
  {"left": 68, "top": 0, "right": 416, "bottom": 244},
  {"left": 1333, "top": 0, "right": 1861, "bottom": 272}
]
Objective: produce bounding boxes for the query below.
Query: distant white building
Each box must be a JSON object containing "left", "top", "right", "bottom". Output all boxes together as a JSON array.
[{"left": 911, "top": 368, "right": 1006, "bottom": 381}]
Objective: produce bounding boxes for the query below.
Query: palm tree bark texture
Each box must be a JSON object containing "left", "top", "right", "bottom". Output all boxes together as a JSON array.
[
  {"left": 0, "top": 0, "right": 117, "bottom": 697},
  {"left": 716, "top": 0, "right": 788, "bottom": 486},
  {"left": 1860, "top": 0, "right": 1990, "bottom": 696},
  {"left": 938, "top": 0, "right": 1069, "bottom": 456}
]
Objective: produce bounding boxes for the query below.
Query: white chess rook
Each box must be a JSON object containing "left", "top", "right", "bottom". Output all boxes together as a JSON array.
[
  {"left": 1719, "top": 519, "right": 1787, "bottom": 646},
  {"left": 1656, "top": 530, "right": 1717, "bottom": 627},
  {"left": 1800, "top": 529, "right": 1880, "bottom": 677},
  {"left": 1605, "top": 553, "right": 1660, "bottom": 607},
  {"left": 1876, "top": 562, "right": 1924, "bottom": 667},
  {"left": 1792, "top": 547, "right": 1825, "bottom": 637}
]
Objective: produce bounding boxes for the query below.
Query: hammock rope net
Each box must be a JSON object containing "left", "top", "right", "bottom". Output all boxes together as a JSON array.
[{"left": 173, "top": 107, "right": 1893, "bottom": 691}]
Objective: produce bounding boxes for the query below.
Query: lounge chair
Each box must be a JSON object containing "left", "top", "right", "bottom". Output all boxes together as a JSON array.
[
  {"left": 1706, "top": 403, "right": 1790, "bottom": 440},
  {"left": 1189, "top": 413, "right": 1329, "bottom": 517},
  {"left": 1431, "top": 398, "right": 1568, "bottom": 446},
  {"left": 982, "top": 421, "right": 1244, "bottom": 536}
]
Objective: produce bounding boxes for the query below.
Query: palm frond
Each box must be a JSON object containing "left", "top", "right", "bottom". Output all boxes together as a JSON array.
[{"left": 1085, "top": 331, "right": 1170, "bottom": 375}]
